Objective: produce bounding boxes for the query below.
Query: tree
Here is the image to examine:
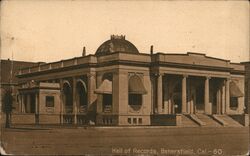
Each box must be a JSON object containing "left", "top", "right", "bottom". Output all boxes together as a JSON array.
[{"left": 3, "top": 89, "right": 13, "bottom": 128}]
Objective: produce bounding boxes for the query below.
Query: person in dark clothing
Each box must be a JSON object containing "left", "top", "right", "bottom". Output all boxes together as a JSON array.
[{"left": 3, "top": 89, "right": 13, "bottom": 128}]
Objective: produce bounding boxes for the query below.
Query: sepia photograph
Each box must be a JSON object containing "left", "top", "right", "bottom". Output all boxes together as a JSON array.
[{"left": 0, "top": 0, "right": 249, "bottom": 155}]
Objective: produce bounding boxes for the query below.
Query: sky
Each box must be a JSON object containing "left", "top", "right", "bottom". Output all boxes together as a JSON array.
[{"left": 1, "top": 0, "right": 249, "bottom": 63}]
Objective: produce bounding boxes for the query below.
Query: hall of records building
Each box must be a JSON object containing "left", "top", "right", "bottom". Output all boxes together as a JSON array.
[{"left": 13, "top": 35, "right": 248, "bottom": 127}]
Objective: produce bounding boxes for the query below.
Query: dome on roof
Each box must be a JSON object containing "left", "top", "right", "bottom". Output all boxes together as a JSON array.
[{"left": 95, "top": 35, "right": 139, "bottom": 55}]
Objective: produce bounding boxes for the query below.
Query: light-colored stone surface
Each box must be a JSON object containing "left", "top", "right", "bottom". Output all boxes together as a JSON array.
[{"left": 14, "top": 41, "right": 246, "bottom": 126}]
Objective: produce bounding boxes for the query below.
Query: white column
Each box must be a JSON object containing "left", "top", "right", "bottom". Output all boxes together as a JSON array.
[
  {"left": 190, "top": 87, "right": 194, "bottom": 114},
  {"left": 163, "top": 76, "right": 169, "bottom": 114},
  {"left": 35, "top": 93, "right": 39, "bottom": 114},
  {"left": 187, "top": 79, "right": 191, "bottom": 114},
  {"left": 225, "top": 78, "right": 230, "bottom": 114},
  {"left": 205, "top": 76, "right": 211, "bottom": 114},
  {"left": 217, "top": 88, "right": 221, "bottom": 114},
  {"left": 168, "top": 93, "right": 172, "bottom": 114},
  {"left": 221, "top": 81, "right": 226, "bottom": 114},
  {"left": 73, "top": 77, "right": 77, "bottom": 124},
  {"left": 182, "top": 75, "right": 187, "bottom": 113},
  {"left": 188, "top": 79, "right": 195, "bottom": 114},
  {"left": 22, "top": 94, "right": 25, "bottom": 113},
  {"left": 19, "top": 94, "right": 23, "bottom": 113},
  {"left": 157, "top": 74, "right": 163, "bottom": 114},
  {"left": 150, "top": 76, "right": 155, "bottom": 114},
  {"left": 60, "top": 79, "right": 64, "bottom": 124},
  {"left": 96, "top": 73, "right": 103, "bottom": 114},
  {"left": 35, "top": 93, "right": 39, "bottom": 124},
  {"left": 88, "top": 73, "right": 97, "bottom": 110}
]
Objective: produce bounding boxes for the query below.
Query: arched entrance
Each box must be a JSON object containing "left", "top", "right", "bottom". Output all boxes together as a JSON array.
[
  {"left": 62, "top": 81, "right": 73, "bottom": 114},
  {"left": 76, "top": 80, "right": 88, "bottom": 113}
]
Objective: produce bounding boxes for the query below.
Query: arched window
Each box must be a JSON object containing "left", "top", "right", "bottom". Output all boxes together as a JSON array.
[
  {"left": 76, "top": 80, "right": 88, "bottom": 113},
  {"left": 230, "top": 81, "right": 244, "bottom": 110},
  {"left": 128, "top": 75, "right": 147, "bottom": 106},
  {"left": 62, "top": 81, "right": 73, "bottom": 113},
  {"left": 129, "top": 94, "right": 142, "bottom": 106},
  {"left": 95, "top": 73, "right": 113, "bottom": 112}
]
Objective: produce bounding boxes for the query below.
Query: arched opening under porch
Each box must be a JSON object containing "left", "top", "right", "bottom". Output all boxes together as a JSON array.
[
  {"left": 62, "top": 81, "right": 73, "bottom": 114},
  {"left": 76, "top": 79, "right": 88, "bottom": 113}
]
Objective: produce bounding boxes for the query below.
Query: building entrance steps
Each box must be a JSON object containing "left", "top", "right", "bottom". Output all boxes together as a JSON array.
[
  {"left": 183, "top": 114, "right": 223, "bottom": 127},
  {"left": 193, "top": 114, "right": 222, "bottom": 127},
  {"left": 213, "top": 115, "right": 243, "bottom": 127},
  {"left": 189, "top": 114, "right": 206, "bottom": 126},
  {"left": 180, "top": 114, "right": 199, "bottom": 127}
]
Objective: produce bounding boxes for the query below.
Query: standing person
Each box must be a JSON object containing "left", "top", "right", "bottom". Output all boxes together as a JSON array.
[{"left": 3, "top": 89, "right": 13, "bottom": 128}]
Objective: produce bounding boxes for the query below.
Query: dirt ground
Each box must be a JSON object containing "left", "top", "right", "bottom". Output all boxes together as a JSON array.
[{"left": 1, "top": 125, "right": 249, "bottom": 155}]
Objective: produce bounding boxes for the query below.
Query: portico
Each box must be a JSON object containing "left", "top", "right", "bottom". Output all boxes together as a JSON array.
[{"left": 157, "top": 73, "right": 233, "bottom": 115}]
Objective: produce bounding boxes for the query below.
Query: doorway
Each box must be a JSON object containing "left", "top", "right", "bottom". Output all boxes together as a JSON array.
[
  {"left": 195, "top": 84, "right": 205, "bottom": 113},
  {"left": 172, "top": 82, "right": 182, "bottom": 114}
]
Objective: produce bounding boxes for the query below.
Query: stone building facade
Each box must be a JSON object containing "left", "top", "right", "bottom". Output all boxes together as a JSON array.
[
  {"left": 242, "top": 62, "right": 250, "bottom": 115},
  {"left": 12, "top": 35, "right": 248, "bottom": 126}
]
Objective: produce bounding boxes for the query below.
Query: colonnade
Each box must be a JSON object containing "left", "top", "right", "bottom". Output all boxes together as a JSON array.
[
  {"left": 59, "top": 73, "right": 96, "bottom": 124},
  {"left": 156, "top": 73, "right": 231, "bottom": 115}
]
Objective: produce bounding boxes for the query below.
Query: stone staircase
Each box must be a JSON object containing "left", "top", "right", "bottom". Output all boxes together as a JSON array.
[
  {"left": 213, "top": 115, "right": 243, "bottom": 127},
  {"left": 179, "top": 114, "right": 244, "bottom": 127},
  {"left": 180, "top": 114, "right": 199, "bottom": 127},
  {"left": 193, "top": 114, "right": 222, "bottom": 127}
]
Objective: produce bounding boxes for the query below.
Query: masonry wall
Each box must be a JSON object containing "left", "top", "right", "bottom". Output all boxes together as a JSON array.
[
  {"left": 228, "top": 75, "right": 245, "bottom": 114},
  {"left": 39, "top": 89, "right": 61, "bottom": 114},
  {"left": 11, "top": 114, "right": 36, "bottom": 124},
  {"left": 38, "top": 89, "right": 61, "bottom": 124},
  {"left": 244, "top": 63, "right": 250, "bottom": 114},
  {"left": 116, "top": 66, "right": 152, "bottom": 126}
]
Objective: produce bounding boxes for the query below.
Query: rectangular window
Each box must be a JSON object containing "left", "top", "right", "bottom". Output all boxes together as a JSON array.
[
  {"left": 230, "top": 97, "right": 238, "bottom": 110},
  {"left": 128, "top": 118, "right": 131, "bottom": 124},
  {"left": 129, "top": 94, "right": 142, "bottom": 105},
  {"left": 46, "top": 96, "right": 54, "bottom": 107},
  {"left": 133, "top": 118, "right": 137, "bottom": 124},
  {"left": 138, "top": 118, "right": 142, "bottom": 124},
  {"left": 103, "top": 94, "right": 112, "bottom": 112},
  {"left": 103, "top": 94, "right": 112, "bottom": 106}
]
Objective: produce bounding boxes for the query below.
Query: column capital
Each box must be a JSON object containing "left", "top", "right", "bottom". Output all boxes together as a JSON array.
[
  {"left": 151, "top": 73, "right": 163, "bottom": 77},
  {"left": 223, "top": 78, "right": 231, "bottom": 84},
  {"left": 183, "top": 74, "right": 188, "bottom": 78},
  {"left": 205, "top": 76, "right": 211, "bottom": 79},
  {"left": 128, "top": 72, "right": 144, "bottom": 77},
  {"left": 128, "top": 72, "right": 136, "bottom": 77},
  {"left": 87, "top": 73, "right": 96, "bottom": 78}
]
